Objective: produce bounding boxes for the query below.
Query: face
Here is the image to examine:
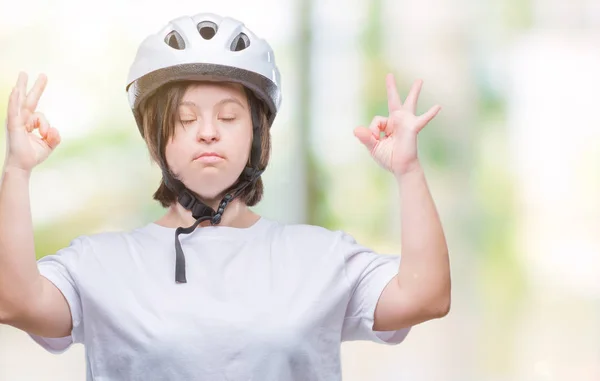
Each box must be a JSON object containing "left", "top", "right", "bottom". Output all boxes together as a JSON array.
[{"left": 165, "top": 82, "right": 253, "bottom": 202}]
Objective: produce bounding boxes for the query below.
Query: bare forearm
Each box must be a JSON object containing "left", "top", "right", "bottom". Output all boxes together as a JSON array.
[
  {"left": 395, "top": 163, "right": 450, "bottom": 314},
  {"left": 0, "top": 165, "right": 40, "bottom": 318}
]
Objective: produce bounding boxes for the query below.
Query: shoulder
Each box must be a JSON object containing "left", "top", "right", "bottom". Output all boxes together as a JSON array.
[
  {"left": 80, "top": 229, "right": 138, "bottom": 247},
  {"left": 64, "top": 223, "right": 166, "bottom": 256},
  {"left": 263, "top": 218, "right": 356, "bottom": 250}
]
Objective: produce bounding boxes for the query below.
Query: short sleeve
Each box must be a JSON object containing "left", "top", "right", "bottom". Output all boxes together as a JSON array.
[
  {"left": 28, "top": 236, "right": 88, "bottom": 353},
  {"left": 339, "top": 232, "right": 411, "bottom": 345}
]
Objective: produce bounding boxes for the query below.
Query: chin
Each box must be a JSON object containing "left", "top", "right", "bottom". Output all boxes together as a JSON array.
[
  {"left": 185, "top": 179, "right": 237, "bottom": 202},
  {"left": 180, "top": 166, "right": 245, "bottom": 199}
]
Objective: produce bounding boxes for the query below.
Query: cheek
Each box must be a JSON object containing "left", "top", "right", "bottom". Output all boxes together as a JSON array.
[
  {"left": 222, "top": 124, "right": 253, "bottom": 164},
  {"left": 234, "top": 130, "right": 254, "bottom": 165},
  {"left": 164, "top": 138, "right": 187, "bottom": 171}
]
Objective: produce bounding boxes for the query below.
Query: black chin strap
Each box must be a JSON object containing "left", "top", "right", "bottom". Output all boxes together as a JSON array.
[
  {"left": 172, "top": 167, "right": 264, "bottom": 283},
  {"left": 155, "top": 86, "right": 267, "bottom": 284}
]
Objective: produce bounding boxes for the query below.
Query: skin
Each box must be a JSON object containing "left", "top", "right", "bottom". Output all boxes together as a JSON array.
[
  {"left": 354, "top": 74, "right": 451, "bottom": 330},
  {"left": 155, "top": 82, "right": 260, "bottom": 229},
  {"left": 0, "top": 73, "right": 71, "bottom": 338},
  {"left": 0, "top": 71, "right": 450, "bottom": 342}
]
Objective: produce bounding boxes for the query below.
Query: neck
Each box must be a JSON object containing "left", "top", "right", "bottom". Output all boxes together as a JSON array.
[{"left": 156, "top": 197, "right": 259, "bottom": 229}]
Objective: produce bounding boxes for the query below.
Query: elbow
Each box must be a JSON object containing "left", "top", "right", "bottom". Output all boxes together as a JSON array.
[
  {"left": 420, "top": 288, "right": 451, "bottom": 320},
  {"left": 431, "top": 295, "right": 451, "bottom": 318},
  {"left": 430, "top": 275, "right": 451, "bottom": 318},
  {"left": 402, "top": 295, "right": 450, "bottom": 327},
  {"left": 415, "top": 297, "right": 449, "bottom": 322},
  {"left": 430, "top": 285, "right": 452, "bottom": 318},
  {"left": 0, "top": 301, "right": 18, "bottom": 325}
]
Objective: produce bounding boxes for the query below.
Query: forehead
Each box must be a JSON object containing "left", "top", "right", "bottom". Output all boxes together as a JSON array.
[{"left": 181, "top": 81, "right": 247, "bottom": 104}]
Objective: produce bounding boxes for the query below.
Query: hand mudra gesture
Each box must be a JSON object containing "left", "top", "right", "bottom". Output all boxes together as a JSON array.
[{"left": 4, "top": 72, "right": 61, "bottom": 172}]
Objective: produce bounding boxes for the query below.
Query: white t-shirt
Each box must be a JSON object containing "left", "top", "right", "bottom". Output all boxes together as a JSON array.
[{"left": 30, "top": 217, "right": 410, "bottom": 380}]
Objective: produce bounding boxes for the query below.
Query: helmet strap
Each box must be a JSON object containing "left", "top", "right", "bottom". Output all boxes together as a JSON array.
[{"left": 154, "top": 87, "right": 266, "bottom": 284}]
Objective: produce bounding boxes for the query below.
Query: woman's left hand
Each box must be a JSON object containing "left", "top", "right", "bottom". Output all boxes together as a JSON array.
[{"left": 354, "top": 74, "right": 441, "bottom": 176}]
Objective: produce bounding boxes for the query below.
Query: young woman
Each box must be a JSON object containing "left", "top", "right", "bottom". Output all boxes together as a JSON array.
[{"left": 0, "top": 12, "right": 450, "bottom": 381}]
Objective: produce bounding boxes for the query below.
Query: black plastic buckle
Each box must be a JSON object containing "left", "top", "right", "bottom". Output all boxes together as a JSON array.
[
  {"left": 192, "top": 203, "right": 214, "bottom": 220},
  {"left": 178, "top": 189, "right": 196, "bottom": 210}
]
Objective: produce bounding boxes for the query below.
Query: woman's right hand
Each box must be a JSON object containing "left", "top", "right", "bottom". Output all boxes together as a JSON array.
[{"left": 4, "top": 72, "right": 61, "bottom": 173}]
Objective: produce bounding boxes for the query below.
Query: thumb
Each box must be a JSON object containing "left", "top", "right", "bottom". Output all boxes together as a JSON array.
[{"left": 353, "top": 126, "right": 378, "bottom": 153}]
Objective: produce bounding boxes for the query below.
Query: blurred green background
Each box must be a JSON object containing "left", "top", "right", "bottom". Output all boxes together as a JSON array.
[{"left": 1, "top": 0, "right": 599, "bottom": 380}]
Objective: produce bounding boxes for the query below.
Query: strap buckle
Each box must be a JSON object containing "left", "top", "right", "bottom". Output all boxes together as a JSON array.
[{"left": 178, "top": 189, "right": 196, "bottom": 210}]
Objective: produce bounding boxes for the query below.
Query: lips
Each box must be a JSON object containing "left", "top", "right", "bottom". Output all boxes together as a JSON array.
[
  {"left": 193, "top": 152, "right": 225, "bottom": 163},
  {"left": 193, "top": 152, "right": 224, "bottom": 160}
]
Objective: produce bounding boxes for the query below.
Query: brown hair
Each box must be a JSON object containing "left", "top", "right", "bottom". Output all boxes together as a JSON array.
[{"left": 138, "top": 81, "right": 271, "bottom": 208}]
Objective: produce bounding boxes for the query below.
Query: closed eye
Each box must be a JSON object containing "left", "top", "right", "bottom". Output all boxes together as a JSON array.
[{"left": 181, "top": 120, "right": 196, "bottom": 125}]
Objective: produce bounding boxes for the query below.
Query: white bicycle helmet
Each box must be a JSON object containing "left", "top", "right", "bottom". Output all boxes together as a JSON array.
[
  {"left": 126, "top": 12, "right": 282, "bottom": 136},
  {"left": 125, "top": 13, "right": 281, "bottom": 284}
]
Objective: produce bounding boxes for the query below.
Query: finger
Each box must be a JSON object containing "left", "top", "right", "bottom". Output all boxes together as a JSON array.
[
  {"left": 354, "top": 126, "right": 378, "bottom": 152},
  {"left": 416, "top": 105, "right": 441, "bottom": 131},
  {"left": 368, "top": 116, "right": 388, "bottom": 137},
  {"left": 24, "top": 114, "right": 37, "bottom": 133},
  {"left": 404, "top": 79, "right": 423, "bottom": 114},
  {"left": 24, "top": 112, "right": 47, "bottom": 133},
  {"left": 386, "top": 73, "right": 402, "bottom": 112},
  {"left": 6, "top": 87, "right": 20, "bottom": 129},
  {"left": 44, "top": 127, "right": 61, "bottom": 150},
  {"left": 16, "top": 72, "right": 28, "bottom": 109},
  {"left": 25, "top": 74, "right": 47, "bottom": 112},
  {"left": 37, "top": 113, "right": 50, "bottom": 138}
]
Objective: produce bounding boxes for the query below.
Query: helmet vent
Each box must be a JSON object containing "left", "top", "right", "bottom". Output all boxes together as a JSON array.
[
  {"left": 197, "top": 21, "right": 218, "bottom": 40},
  {"left": 230, "top": 33, "right": 250, "bottom": 52},
  {"left": 165, "top": 31, "right": 185, "bottom": 50}
]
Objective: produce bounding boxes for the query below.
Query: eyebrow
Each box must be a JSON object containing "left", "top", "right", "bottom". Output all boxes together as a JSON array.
[{"left": 178, "top": 98, "right": 246, "bottom": 109}]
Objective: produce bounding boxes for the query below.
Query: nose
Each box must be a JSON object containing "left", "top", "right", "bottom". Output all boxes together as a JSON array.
[{"left": 196, "top": 120, "right": 220, "bottom": 143}]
